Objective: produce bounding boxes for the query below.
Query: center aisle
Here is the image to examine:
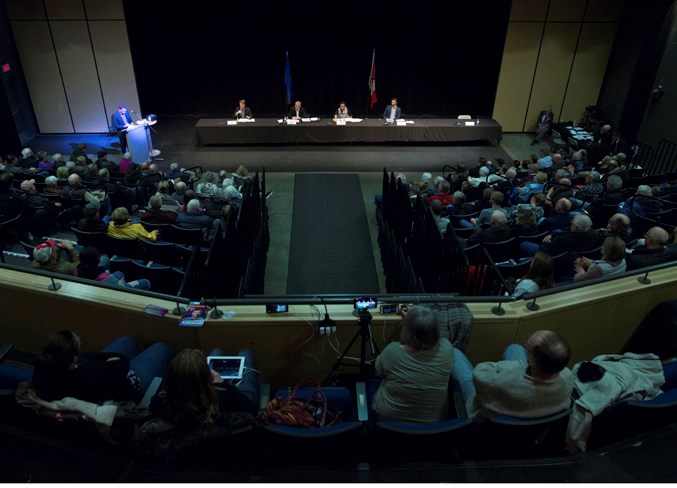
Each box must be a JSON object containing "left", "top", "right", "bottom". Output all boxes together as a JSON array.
[{"left": 286, "top": 173, "right": 380, "bottom": 295}]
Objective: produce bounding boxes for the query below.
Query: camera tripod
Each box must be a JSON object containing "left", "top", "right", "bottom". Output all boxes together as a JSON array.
[{"left": 324, "top": 309, "right": 381, "bottom": 385}]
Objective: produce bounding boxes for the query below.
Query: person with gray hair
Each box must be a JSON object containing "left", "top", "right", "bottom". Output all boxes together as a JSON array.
[
  {"left": 466, "top": 210, "right": 510, "bottom": 246},
  {"left": 43, "top": 175, "right": 61, "bottom": 196},
  {"left": 594, "top": 213, "right": 633, "bottom": 244},
  {"left": 175, "top": 198, "right": 215, "bottom": 231},
  {"left": 619, "top": 184, "right": 662, "bottom": 231},
  {"left": 626, "top": 226, "right": 676, "bottom": 270},
  {"left": 522, "top": 214, "right": 596, "bottom": 257},
  {"left": 139, "top": 194, "right": 177, "bottom": 225},
  {"left": 372, "top": 305, "right": 455, "bottom": 423},
  {"left": 170, "top": 180, "right": 187, "bottom": 202}
]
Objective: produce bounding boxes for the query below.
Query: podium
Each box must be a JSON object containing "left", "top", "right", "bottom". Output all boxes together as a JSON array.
[{"left": 126, "top": 121, "right": 157, "bottom": 163}]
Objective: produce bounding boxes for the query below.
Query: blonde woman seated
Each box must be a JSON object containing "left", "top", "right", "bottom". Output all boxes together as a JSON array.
[
  {"left": 107, "top": 206, "right": 158, "bottom": 241},
  {"left": 573, "top": 236, "right": 626, "bottom": 282},
  {"left": 512, "top": 251, "right": 555, "bottom": 298},
  {"left": 372, "top": 306, "right": 454, "bottom": 424}
]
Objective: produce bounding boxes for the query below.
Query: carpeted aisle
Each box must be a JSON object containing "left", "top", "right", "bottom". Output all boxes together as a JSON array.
[{"left": 286, "top": 174, "right": 379, "bottom": 295}]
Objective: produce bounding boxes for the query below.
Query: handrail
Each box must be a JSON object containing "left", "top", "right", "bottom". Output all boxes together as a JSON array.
[{"left": 521, "top": 258, "right": 677, "bottom": 311}]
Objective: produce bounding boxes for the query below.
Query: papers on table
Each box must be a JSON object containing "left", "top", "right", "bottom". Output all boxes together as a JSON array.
[
  {"left": 566, "top": 126, "right": 594, "bottom": 141},
  {"left": 237, "top": 118, "right": 255, "bottom": 123},
  {"left": 464, "top": 121, "right": 476, "bottom": 126},
  {"left": 335, "top": 118, "right": 363, "bottom": 125},
  {"left": 301, "top": 117, "right": 320, "bottom": 123}
]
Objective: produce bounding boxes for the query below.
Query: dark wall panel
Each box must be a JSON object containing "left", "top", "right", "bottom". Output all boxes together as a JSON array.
[{"left": 123, "top": 1, "right": 512, "bottom": 118}]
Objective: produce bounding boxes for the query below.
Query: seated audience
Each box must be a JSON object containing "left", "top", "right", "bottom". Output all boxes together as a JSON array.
[
  {"left": 31, "top": 238, "right": 79, "bottom": 276},
  {"left": 430, "top": 199, "right": 450, "bottom": 235},
  {"left": 195, "top": 171, "right": 219, "bottom": 197},
  {"left": 32, "top": 329, "right": 174, "bottom": 404},
  {"left": 150, "top": 348, "right": 259, "bottom": 426},
  {"left": 538, "top": 198, "right": 572, "bottom": 233},
  {"left": 626, "top": 226, "right": 676, "bottom": 270},
  {"left": 619, "top": 185, "right": 662, "bottom": 231},
  {"left": 452, "top": 330, "right": 573, "bottom": 421},
  {"left": 175, "top": 198, "right": 215, "bottom": 231},
  {"left": 509, "top": 206, "right": 539, "bottom": 237},
  {"left": 372, "top": 306, "right": 454, "bottom": 423},
  {"left": 471, "top": 191, "right": 506, "bottom": 227},
  {"left": 466, "top": 211, "right": 510, "bottom": 246},
  {"left": 107, "top": 206, "right": 158, "bottom": 241},
  {"left": 155, "top": 180, "right": 179, "bottom": 212},
  {"left": 573, "top": 236, "right": 627, "bottom": 282},
  {"left": 525, "top": 214, "right": 596, "bottom": 257},
  {"left": 76, "top": 246, "right": 150, "bottom": 290},
  {"left": 594, "top": 213, "right": 633, "bottom": 244},
  {"left": 43, "top": 175, "right": 62, "bottom": 196},
  {"left": 140, "top": 195, "right": 177, "bottom": 225},
  {"left": 512, "top": 251, "right": 555, "bottom": 298},
  {"left": 77, "top": 202, "right": 109, "bottom": 232}
]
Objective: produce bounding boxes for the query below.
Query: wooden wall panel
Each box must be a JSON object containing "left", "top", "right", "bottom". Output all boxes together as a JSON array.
[
  {"left": 4, "top": 0, "right": 45, "bottom": 19},
  {"left": 547, "top": 0, "right": 587, "bottom": 22},
  {"left": 43, "top": 0, "right": 85, "bottom": 20},
  {"left": 89, "top": 20, "right": 141, "bottom": 125},
  {"left": 9, "top": 21, "right": 70, "bottom": 133},
  {"left": 526, "top": 23, "right": 580, "bottom": 132},
  {"left": 561, "top": 22, "right": 618, "bottom": 123},
  {"left": 493, "top": 22, "right": 544, "bottom": 132},
  {"left": 84, "top": 0, "right": 125, "bottom": 20},
  {"left": 51, "top": 21, "right": 108, "bottom": 133},
  {"left": 509, "top": 0, "right": 548, "bottom": 21}
]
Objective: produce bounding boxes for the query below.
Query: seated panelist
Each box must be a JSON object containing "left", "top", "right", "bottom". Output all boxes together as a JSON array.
[
  {"left": 333, "top": 101, "right": 352, "bottom": 120},
  {"left": 234, "top": 99, "right": 252, "bottom": 119},
  {"left": 287, "top": 100, "right": 306, "bottom": 120}
]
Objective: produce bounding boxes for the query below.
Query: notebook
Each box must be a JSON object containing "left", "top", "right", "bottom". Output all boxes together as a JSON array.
[{"left": 206, "top": 356, "right": 245, "bottom": 380}]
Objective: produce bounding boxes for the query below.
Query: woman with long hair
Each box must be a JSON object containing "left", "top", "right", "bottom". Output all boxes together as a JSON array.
[
  {"left": 150, "top": 348, "right": 259, "bottom": 427},
  {"left": 512, "top": 251, "right": 555, "bottom": 298}
]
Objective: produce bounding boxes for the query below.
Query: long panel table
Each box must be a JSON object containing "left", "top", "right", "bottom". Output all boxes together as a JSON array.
[{"left": 193, "top": 118, "right": 502, "bottom": 146}]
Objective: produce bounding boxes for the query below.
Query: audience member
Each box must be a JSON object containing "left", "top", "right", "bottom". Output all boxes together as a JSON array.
[
  {"left": 538, "top": 198, "right": 572, "bottom": 233},
  {"left": 32, "top": 329, "right": 174, "bottom": 404},
  {"left": 466, "top": 211, "right": 510, "bottom": 246},
  {"left": 452, "top": 330, "right": 573, "bottom": 421},
  {"left": 140, "top": 195, "right": 177, "bottom": 225},
  {"left": 471, "top": 191, "right": 506, "bottom": 227},
  {"left": 626, "top": 226, "right": 676, "bottom": 270},
  {"left": 619, "top": 185, "right": 662, "bottom": 231},
  {"left": 77, "top": 202, "right": 109, "bottom": 232},
  {"left": 430, "top": 199, "right": 450, "bottom": 235},
  {"left": 512, "top": 252, "right": 555, "bottom": 298},
  {"left": 532, "top": 104, "right": 553, "bottom": 145},
  {"left": 573, "top": 236, "right": 627, "bottom": 282},
  {"left": 372, "top": 306, "right": 454, "bottom": 423},
  {"left": 76, "top": 246, "right": 150, "bottom": 290},
  {"left": 31, "top": 238, "right": 79, "bottom": 276},
  {"left": 287, "top": 100, "right": 306, "bottom": 120},
  {"left": 107, "top": 206, "right": 158, "bottom": 241},
  {"left": 175, "top": 199, "right": 215, "bottom": 231},
  {"left": 594, "top": 213, "right": 633, "bottom": 244}
]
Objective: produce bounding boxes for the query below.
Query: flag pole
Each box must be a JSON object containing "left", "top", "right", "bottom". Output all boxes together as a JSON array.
[{"left": 366, "top": 49, "right": 376, "bottom": 119}]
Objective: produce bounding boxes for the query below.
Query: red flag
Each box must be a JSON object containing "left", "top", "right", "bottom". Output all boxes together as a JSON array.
[{"left": 369, "top": 49, "right": 377, "bottom": 108}]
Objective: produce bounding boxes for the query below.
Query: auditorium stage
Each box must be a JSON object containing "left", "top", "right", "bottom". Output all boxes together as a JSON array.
[{"left": 25, "top": 115, "right": 514, "bottom": 174}]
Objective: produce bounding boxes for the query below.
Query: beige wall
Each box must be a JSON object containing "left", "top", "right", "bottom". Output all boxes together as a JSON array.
[
  {"left": 6, "top": 0, "right": 139, "bottom": 134},
  {"left": 494, "top": 0, "right": 623, "bottom": 133},
  {"left": 1, "top": 264, "right": 674, "bottom": 389}
]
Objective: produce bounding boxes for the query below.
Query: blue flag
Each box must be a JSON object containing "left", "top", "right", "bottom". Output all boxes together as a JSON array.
[{"left": 284, "top": 51, "right": 292, "bottom": 105}]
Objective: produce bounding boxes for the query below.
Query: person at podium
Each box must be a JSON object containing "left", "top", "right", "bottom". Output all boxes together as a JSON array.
[
  {"left": 234, "top": 99, "right": 253, "bottom": 120},
  {"left": 333, "top": 101, "right": 352, "bottom": 121},
  {"left": 287, "top": 100, "right": 306, "bottom": 120},
  {"left": 383, "top": 97, "right": 401, "bottom": 122},
  {"left": 111, "top": 104, "right": 135, "bottom": 154}
]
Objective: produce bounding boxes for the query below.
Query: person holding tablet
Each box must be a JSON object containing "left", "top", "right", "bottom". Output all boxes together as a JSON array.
[{"left": 150, "top": 348, "right": 259, "bottom": 427}]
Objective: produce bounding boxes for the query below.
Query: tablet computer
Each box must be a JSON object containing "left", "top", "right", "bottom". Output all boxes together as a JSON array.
[{"left": 206, "top": 356, "right": 245, "bottom": 380}]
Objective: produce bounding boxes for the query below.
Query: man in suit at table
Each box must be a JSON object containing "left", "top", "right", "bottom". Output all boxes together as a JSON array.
[
  {"left": 383, "top": 97, "right": 401, "bottom": 121},
  {"left": 234, "top": 99, "right": 253, "bottom": 120},
  {"left": 111, "top": 104, "right": 135, "bottom": 154},
  {"left": 288, "top": 100, "right": 306, "bottom": 120},
  {"left": 333, "top": 101, "right": 352, "bottom": 120},
  {"left": 531, "top": 104, "right": 553, "bottom": 145}
]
